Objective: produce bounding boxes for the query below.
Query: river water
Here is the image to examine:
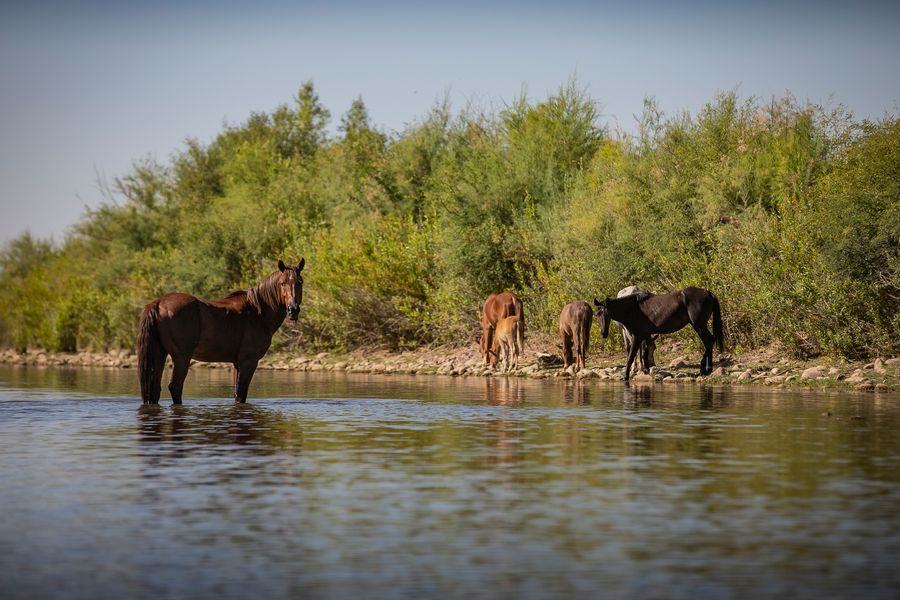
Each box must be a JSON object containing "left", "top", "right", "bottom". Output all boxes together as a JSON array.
[{"left": 1, "top": 365, "right": 899, "bottom": 599}]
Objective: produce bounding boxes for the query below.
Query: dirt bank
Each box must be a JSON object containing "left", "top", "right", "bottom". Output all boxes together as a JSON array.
[{"left": 1, "top": 338, "right": 897, "bottom": 393}]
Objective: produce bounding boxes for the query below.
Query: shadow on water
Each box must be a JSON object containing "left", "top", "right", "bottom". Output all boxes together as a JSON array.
[{"left": 136, "top": 402, "right": 303, "bottom": 455}]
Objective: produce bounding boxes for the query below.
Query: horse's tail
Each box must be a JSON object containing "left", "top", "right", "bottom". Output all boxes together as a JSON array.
[
  {"left": 137, "top": 303, "right": 165, "bottom": 403},
  {"left": 712, "top": 294, "right": 724, "bottom": 353},
  {"left": 582, "top": 316, "right": 591, "bottom": 361},
  {"left": 516, "top": 307, "right": 525, "bottom": 358}
]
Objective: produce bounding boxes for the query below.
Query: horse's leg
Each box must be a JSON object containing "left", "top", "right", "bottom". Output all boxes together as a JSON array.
[
  {"left": 234, "top": 359, "right": 259, "bottom": 403},
  {"left": 691, "top": 323, "right": 715, "bottom": 375},
  {"left": 167, "top": 355, "right": 191, "bottom": 405},
  {"left": 147, "top": 351, "right": 167, "bottom": 404},
  {"left": 485, "top": 327, "right": 495, "bottom": 367},
  {"left": 623, "top": 337, "right": 641, "bottom": 381},
  {"left": 562, "top": 332, "right": 573, "bottom": 369},
  {"left": 582, "top": 321, "right": 591, "bottom": 371},
  {"left": 639, "top": 341, "right": 651, "bottom": 373}
]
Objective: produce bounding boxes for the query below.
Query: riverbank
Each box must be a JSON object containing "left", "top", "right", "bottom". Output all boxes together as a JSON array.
[{"left": 2, "top": 337, "right": 897, "bottom": 394}]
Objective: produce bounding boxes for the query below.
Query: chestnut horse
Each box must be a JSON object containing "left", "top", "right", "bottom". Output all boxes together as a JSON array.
[
  {"left": 480, "top": 291, "right": 524, "bottom": 367},
  {"left": 594, "top": 286, "right": 723, "bottom": 381},
  {"left": 491, "top": 315, "right": 522, "bottom": 372},
  {"left": 616, "top": 286, "right": 657, "bottom": 374},
  {"left": 137, "top": 259, "right": 305, "bottom": 404},
  {"left": 559, "top": 301, "right": 592, "bottom": 372}
]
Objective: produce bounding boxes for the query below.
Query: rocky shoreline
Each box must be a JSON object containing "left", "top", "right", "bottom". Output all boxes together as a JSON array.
[{"left": 1, "top": 343, "right": 897, "bottom": 394}]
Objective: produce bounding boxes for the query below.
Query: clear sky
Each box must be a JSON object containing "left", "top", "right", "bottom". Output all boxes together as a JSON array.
[{"left": 1, "top": 0, "right": 898, "bottom": 245}]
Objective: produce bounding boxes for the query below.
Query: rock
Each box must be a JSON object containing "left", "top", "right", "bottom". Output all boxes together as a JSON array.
[
  {"left": 885, "top": 358, "right": 900, "bottom": 365},
  {"left": 785, "top": 375, "right": 798, "bottom": 383},
  {"left": 737, "top": 370, "right": 753, "bottom": 381},
  {"left": 577, "top": 369, "right": 599, "bottom": 379},
  {"left": 875, "top": 384, "right": 890, "bottom": 393},
  {"left": 765, "top": 376, "right": 786, "bottom": 385},
  {"left": 864, "top": 362, "right": 875, "bottom": 370},
  {"left": 536, "top": 353, "right": 563, "bottom": 368},
  {"left": 770, "top": 367, "right": 780, "bottom": 375},
  {"left": 669, "top": 356, "right": 690, "bottom": 369},
  {"left": 855, "top": 381, "right": 875, "bottom": 392},
  {"left": 801, "top": 367, "right": 825, "bottom": 380},
  {"left": 663, "top": 376, "right": 676, "bottom": 382},
  {"left": 845, "top": 369, "right": 866, "bottom": 383},
  {"left": 315, "top": 352, "right": 330, "bottom": 360},
  {"left": 828, "top": 367, "right": 841, "bottom": 376},
  {"left": 632, "top": 372, "right": 653, "bottom": 382},
  {"left": 709, "top": 367, "right": 726, "bottom": 377},
  {"left": 873, "top": 358, "right": 887, "bottom": 374},
  {"left": 334, "top": 362, "right": 348, "bottom": 370},
  {"left": 649, "top": 367, "right": 673, "bottom": 378}
]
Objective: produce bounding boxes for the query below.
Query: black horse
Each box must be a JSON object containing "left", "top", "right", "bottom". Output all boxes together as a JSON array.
[{"left": 594, "top": 287, "right": 723, "bottom": 380}]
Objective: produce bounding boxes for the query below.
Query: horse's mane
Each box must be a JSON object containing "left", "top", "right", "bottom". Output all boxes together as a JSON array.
[
  {"left": 634, "top": 291, "right": 653, "bottom": 303},
  {"left": 246, "top": 271, "right": 284, "bottom": 315}
]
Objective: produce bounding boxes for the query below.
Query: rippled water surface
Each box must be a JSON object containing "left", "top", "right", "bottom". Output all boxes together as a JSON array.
[{"left": 2, "top": 365, "right": 899, "bottom": 599}]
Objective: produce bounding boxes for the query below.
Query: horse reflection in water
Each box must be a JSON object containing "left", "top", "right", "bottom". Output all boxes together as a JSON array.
[
  {"left": 136, "top": 403, "right": 300, "bottom": 454},
  {"left": 622, "top": 380, "right": 656, "bottom": 407},
  {"left": 561, "top": 380, "right": 594, "bottom": 405},
  {"left": 481, "top": 376, "right": 525, "bottom": 405}
]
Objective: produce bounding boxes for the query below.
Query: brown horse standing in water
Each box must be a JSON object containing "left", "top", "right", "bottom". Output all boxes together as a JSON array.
[
  {"left": 594, "top": 286, "right": 723, "bottom": 381},
  {"left": 559, "top": 301, "right": 592, "bottom": 372},
  {"left": 480, "top": 291, "right": 524, "bottom": 367},
  {"left": 137, "top": 259, "right": 305, "bottom": 404}
]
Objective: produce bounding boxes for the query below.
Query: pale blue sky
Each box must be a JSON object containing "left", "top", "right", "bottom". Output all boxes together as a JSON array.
[{"left": 1, "top": 0, "right": 898, "bottom": 244}]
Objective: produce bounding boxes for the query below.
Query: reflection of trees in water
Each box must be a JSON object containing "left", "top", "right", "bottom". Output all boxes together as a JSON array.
[{"left": 1, "top": 364, "right": 135, "bottom": 395}]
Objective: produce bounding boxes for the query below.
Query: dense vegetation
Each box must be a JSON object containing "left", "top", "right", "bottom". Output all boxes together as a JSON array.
[{"left": 1, "top": 81, "right": 897, "bottom": 358}]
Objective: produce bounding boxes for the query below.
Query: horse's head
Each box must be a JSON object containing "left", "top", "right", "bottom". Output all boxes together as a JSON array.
[
  {"left": 593, "top": 298, "right": 610, "bottom": 338},
  {"left": 278, "top": 258, "right": 305, "bottom": 320}
]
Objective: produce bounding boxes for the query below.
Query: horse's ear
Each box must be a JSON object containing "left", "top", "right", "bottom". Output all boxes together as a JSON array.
[
  {"left": 278, "top": 260, "right": 286, "bottom": 272},
  {"left": 593, "top": 298, "right": 601, "bottom": 307},
  {"left": 297, "top": 257, "right": 305, "bottom": 271}
]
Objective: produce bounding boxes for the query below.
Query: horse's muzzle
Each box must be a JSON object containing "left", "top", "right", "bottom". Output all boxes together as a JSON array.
[{"left": 288, "top": 305, "right": 300, "bottom": 321}]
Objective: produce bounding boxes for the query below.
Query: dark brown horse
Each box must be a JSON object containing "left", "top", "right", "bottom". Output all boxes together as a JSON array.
[
  {"left": 617, "top": 285, "right": 657, "bottom": 374},
  {"left": 594, "top": 286, "right": 723, "bottom": 381},
  {"left": 559, "top": 301, "right": 592, "bottom": 372},
  {"left": 480, "top": 291, "right": 524, "bottom": 367},
  {"left": 137, "top": 259, "right": 305, "bottom": 404}
]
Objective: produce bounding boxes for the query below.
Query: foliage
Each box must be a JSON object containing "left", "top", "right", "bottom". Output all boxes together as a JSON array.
[{"left": 0, "top": 82, "right": 896, "bottom": 358}]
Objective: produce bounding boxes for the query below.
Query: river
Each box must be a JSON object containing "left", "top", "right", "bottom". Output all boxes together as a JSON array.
[{"left": 1, "top": 365, "right": 899, "bottom": 599}]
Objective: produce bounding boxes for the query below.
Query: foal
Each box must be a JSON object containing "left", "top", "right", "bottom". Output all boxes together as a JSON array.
[{"left": 491, "top": 315, "right": 522, "bottom": 372}]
